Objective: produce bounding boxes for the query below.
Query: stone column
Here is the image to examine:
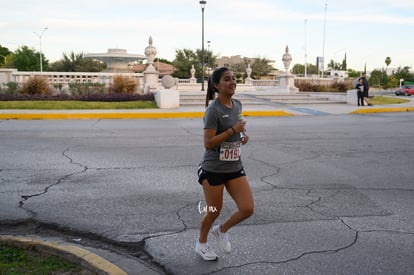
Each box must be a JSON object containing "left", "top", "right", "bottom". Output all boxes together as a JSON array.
[{"left": 143, "top": 36, "right": 159, "bottom": 93}]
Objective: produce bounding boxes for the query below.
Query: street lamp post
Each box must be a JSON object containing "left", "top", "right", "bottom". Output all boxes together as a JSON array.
[
  {"left": 321, "top": 1, "right": 327, "bottom": 78},
  {"left": 207, "top": 40, "right": 211, "bottom": 77},
  {"left": 199, "top": 1, "right": 206, "bottom": 91},
  {"left": 34, "top": 27, "right": 48, "bottom": 72},
  {"left": 304, "top": 19, "right": 307, "bottom": 78}
]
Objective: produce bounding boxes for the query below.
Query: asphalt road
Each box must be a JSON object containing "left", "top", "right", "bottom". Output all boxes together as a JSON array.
[{"left": 1, "top": 113, "right": 414, "bottom": 274}]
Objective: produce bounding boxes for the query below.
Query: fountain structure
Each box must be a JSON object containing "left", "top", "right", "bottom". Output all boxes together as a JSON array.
[{"left": 85, "top": 49, "right": 145, "bottom": 72}]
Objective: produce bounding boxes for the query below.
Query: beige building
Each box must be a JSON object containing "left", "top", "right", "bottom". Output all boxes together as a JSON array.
[{"left": 214, "top": 55, "right": 255, "bottom": 68}]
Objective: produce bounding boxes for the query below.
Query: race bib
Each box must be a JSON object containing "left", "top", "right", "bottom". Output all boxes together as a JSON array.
[{"left": 219, "top": 142, "right": 241, "bottom": 161}]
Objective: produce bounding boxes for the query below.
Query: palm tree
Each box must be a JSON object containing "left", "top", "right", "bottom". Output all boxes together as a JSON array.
[
  {"left": 385, "top": 56, "right": 391, "bottom": 72},
  {"left": 62, "top": 52, "right": 84, "bottom": 72}
]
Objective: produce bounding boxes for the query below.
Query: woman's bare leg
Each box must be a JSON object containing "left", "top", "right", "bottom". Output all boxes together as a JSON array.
[
  {"left": 198, "top": 180, "right": 224, "bottom": 243},
  {"left": 220, "top": 176, "right": 254, "bottom": 233}
]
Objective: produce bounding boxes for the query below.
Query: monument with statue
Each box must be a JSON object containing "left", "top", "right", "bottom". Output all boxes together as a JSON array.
[{"left": 275, "top": 45, "right": 299, "bottom": 94}]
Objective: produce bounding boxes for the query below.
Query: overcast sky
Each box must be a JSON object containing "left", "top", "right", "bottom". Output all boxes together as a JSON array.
[{"left": 1, "top": 0, "right": 413, "bottom": 72}]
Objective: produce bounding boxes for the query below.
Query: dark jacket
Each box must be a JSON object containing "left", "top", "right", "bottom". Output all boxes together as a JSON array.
[{"left": 361, "top": 77, "right": 369, "bottom": 92}]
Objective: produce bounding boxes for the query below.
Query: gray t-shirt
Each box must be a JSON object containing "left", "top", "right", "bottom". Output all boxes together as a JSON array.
[{"left": 201, "top": 98, "right": 244, "bottom": 173}]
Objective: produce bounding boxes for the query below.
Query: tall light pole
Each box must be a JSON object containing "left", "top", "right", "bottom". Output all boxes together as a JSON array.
[
  {"left": 207, "top": 40, "right": 211, "bottom": 77},
  {"left": 34, "top": 27, "right": 48, "bottom": 72},
  {"left": 199, "top": 1, "right": 206, "bottom": 91},
  {"left": 304, "top": 19, "right": 308, "bottom": 78},
  {"left": 322, "top": 1, "right": 327, "bottom": 77}
]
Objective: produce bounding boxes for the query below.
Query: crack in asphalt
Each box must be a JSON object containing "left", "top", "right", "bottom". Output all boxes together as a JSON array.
[
  {"left": 8, "top": 147, "right": 413, "bottom": 274},
  {"left": 206, "top": 220, "right": 414, "bottom": 274},
  {"left": 207, "top": 231, "right": 359, "bottom": 275},
  {"left": 197, "top": 154, "right": 412, "bottom": 274},
  {"left": 18, "top": 147, "right": 88, "bottom": 217}
]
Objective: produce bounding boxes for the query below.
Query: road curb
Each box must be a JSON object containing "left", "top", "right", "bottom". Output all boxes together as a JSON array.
[
  {"left": 350, "top": 107, "right": 414, "bottom": 114},
  {"left": 0, "top": 110, "right": 295, "bottom": 120},
  {"left": 0, "top": 235, "right": 127, "bottom": 275}
]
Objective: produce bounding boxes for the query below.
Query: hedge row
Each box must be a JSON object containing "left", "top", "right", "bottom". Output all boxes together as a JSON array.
[{"left": 0, "top": 93, "right": 154, "bottom": 102}]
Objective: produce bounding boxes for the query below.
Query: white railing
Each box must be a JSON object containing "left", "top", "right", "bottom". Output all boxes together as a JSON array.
[
  {"left": 252, "top": 80, "right": 279, "bottom": 86},
  {"left": 0, "top": 69, "right": 301, "bottom": 93},
  {"left": 9, "top": 71, "right": 144, "bottom": 85}
]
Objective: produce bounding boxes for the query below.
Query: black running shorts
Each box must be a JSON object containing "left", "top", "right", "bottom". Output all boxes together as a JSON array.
[{"left": 198, "top": 166, "right": 246, "bottom": 186}]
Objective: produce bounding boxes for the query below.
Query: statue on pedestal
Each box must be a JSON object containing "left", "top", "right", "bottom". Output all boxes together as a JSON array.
[
  {"left": 144, "top": 36, "right": 157, "bottom": 73},
  {"left": 143, "top": 36, "right": 159, "bottom": 93},
  {"left": 282, "top": 45, "right": 292, "bottom": 74},
  {"left": 190, "top": 65, "right": 196, "bottom": 84},
  {"left": 277, "top": 45, "right": 298, "bottom": 94},
  {"left": 245, "top": 64, "right": 253, "bottom": 85}
]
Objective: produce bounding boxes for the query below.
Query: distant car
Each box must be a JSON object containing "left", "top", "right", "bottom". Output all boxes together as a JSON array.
[
  {"left": 395, "top": 88, "right": 406, "bottom": 96},
  {"left": 395, "top": 85, "right": 414, "bottom": 96}
]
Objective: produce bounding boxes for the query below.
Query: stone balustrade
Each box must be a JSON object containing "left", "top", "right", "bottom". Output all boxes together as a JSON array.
[{"left": 0, "top": 69, "right": 145, "bottom": 92}]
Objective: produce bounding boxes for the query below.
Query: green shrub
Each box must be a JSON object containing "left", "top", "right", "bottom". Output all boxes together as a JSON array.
[
  {"left": 68, "top": 82, "right": 107, "bottom": 96},
  {"left": 111, "top": 75, "right": 138, "bottom": 94},
  {"left": 295, "top": 79, "right": 353, "bottom": 92},
  {"left": 21, "top": 76, "right": 52, "bottom": 95},
  {"left": 0, "top": 82, "right": 19, "bottom": 95},
  {"left": 6, "top": 82, "right": 19, "bottom": 95},
  {"left": 53, "top": 83, "right": 63, "bottom": 92}
]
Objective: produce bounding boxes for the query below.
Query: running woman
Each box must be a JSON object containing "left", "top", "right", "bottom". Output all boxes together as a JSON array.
[{"left": 195, "top": 67, "right": 254, "bottom": 261}]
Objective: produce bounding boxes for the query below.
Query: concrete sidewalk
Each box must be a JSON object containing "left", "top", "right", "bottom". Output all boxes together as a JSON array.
[{"left": 0, "top": 98, "right": 413, "bottom": 119}]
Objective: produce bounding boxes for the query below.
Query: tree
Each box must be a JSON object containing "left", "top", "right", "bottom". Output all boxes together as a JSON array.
[
  {"left": 229, "top": 58, "right": 250, "bottom": 81},
  {"left": 385, "top": 56, "right": 391, "bottom": 72},
  {"left": 8, "top": 46, "right": 48, "bottom": 71},
  {"left": 327, "top": 59, "right": 342, "bottom": 70},
  {"left": 342, "top": 53, "right": 347, "bottom": 70},
  {"left": 195, "top": 48, "right": 217, "bottom": 78},
  {"left": 48, "top": 51, "right": 105, "bottom": 72},
  {"left": 172, "top": 49, "right": 199, "bottom": 79},
  {"left": 291, "top": 63, "right": 318, "bottom": 75},
  {"left": 394, "top": 66, "right": 414, "bottom": 83},
  {"left": 250, "top": 57, "right": 273, "bottom": 79},
  {"left": 0, "top": 45, "right": 12, "bottom": 67},
  {"left": 81, "top": 58, "right": 106, "bottom": 72},
  {"left": 369, "top": 69, "right": 388, "bottom": 88},
  {"left": 154, "top": 57, "right": 173, "bottom": 65},
  {"left": 220, "top": 57, "right": 272, "bottom": 81},
  {"left": 347, "top": 68, "right": 360, "bottom": 78}
]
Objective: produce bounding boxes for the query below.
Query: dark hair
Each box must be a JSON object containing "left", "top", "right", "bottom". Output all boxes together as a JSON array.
[{"left": 205, "top": 67, "right": 230, "bottom": 107}]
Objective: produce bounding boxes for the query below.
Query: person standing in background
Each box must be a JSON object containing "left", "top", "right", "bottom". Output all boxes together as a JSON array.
[
  {"left": 361, "top": 73, "right": 372, "bottom": 106},
  {"left": 356, "top": 78, "right": 365, "bottom": 106}
]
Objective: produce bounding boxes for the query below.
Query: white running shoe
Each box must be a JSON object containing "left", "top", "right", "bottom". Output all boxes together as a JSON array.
[
  {"left": 211, "top": 225, "right": 232, "bottom": 253},
  {"left": 195, "top": 241, "right": 218, "bottom": 261}
]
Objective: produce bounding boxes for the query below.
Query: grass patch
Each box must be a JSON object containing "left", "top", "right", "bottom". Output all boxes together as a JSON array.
[
  {"left": 370, "top": 96, "right": 410, "bottom": 105},
  {"left": 0, "top": 245, "right": 90, "bottom": 274},
  {"left": 0, "top": 100, "right": 157, "bottom": 110}
]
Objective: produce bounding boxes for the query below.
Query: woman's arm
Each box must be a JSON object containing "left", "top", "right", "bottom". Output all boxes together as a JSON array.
[
  {"left": 204, "top": 128, "right": 233, "bottom": 150},
  {"left": 203, "top": 120, "right": 247, "bottom": 150}
]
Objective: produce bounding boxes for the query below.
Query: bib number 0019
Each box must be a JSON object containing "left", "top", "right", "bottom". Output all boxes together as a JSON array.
[{"left": 219, "top": 142, "right": 241, "bottom": 161}]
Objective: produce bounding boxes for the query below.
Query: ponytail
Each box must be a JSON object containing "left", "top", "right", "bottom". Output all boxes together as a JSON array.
[
  {"left": 205, "top": 67, "right": 229, "bottom": 107},
  {"left": 205, "top": 76, "right": 215, "bottom": 107}
]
